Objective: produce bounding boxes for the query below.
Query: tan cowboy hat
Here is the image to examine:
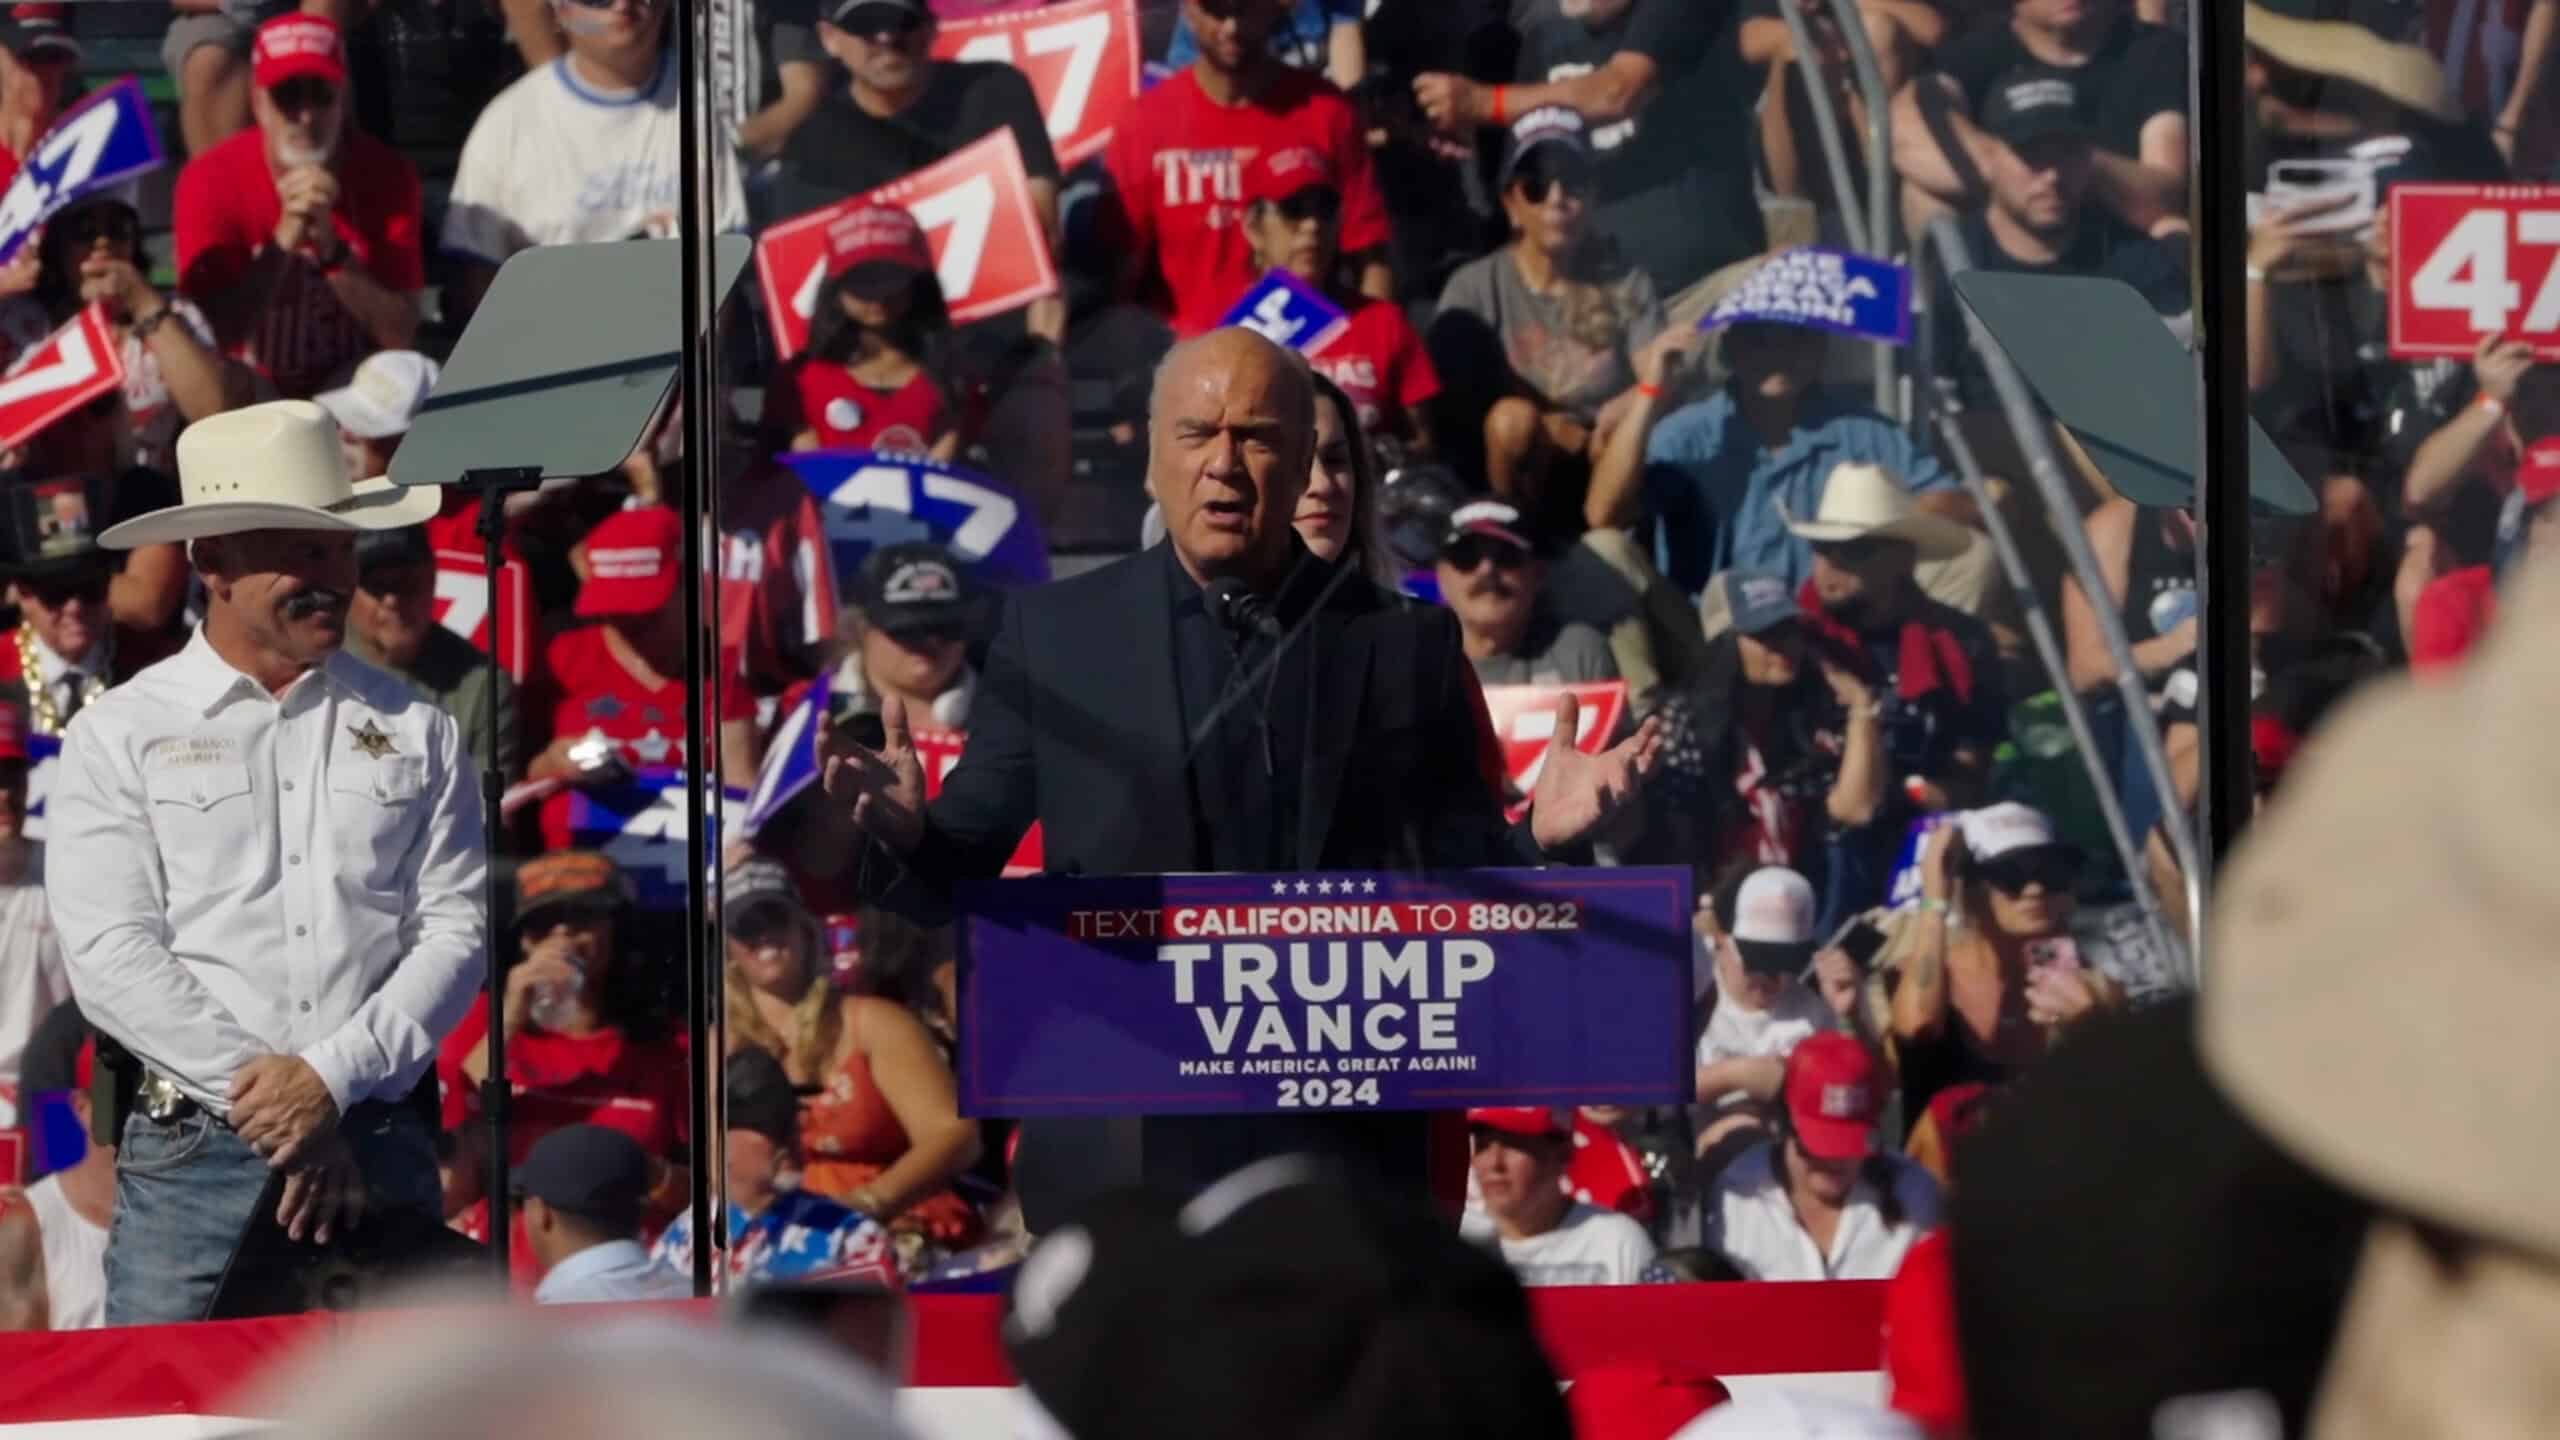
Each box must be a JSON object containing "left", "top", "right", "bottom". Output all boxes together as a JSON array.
[
  {"left": 100, "top": 399, "right": 443, "bottom": 549},
  {"left": 2245, "top": 2, "right": 2462, "bottom": 125},
  {"left": 2202, "top": 552, "right": 2560, "bottom": 1265},
  {"left": 1777, "top": 461, "right": 1972, "bottom": 562}
]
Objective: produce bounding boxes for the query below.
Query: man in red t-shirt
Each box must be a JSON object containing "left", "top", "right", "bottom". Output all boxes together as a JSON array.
[
  {"left": 1099, "top": 0, "right": 1390, "bottom": 337},
  {"left": 527, "top": 505, "right": 759, "bottom": 804},
  {"left": 172, "top": 14, "right": 423, "bottom": 400}
]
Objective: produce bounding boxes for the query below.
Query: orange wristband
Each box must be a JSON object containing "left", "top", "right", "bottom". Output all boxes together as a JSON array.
[
  {"left": 1490, "top": 85, "right": 1508, "bottom": 127},
  {"left": 1636, "top": 381, "right": 1662, "bottom": 398}
]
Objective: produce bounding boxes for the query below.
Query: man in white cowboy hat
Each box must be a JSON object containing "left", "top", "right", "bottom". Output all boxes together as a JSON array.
[
  {"left": 1779, "top": 461, "right": 2006, "bottom": 910},
  {"left": 41, "top": 398, "right": 485, "bottom": 1324},
  {"left": 2200, "top": 549, "right": 2560, "bottom": 1440}
]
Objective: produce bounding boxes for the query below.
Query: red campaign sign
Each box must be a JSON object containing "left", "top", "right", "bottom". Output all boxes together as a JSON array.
[
  {"left": 931, "top": 0, "right": 1141, "bottom": 169},
  {"left": 2389, "top": 183, "right": 2560, "bottom": 359},
  {"left": 755, "top": 129, "right": 1060, "bottom": 360},
  {"left": 0, "top": 304, "right": 122, "bottom": 453},
  {"left": 912, "top": 727, "right": 1045, "bottom": 876},
  {"left": 0, "top": 1128, "right": 20, "bottom": 1186},
  {"left": 431, "top": 548, "right": 533, "bottom": 683},
  {"left": 1478, "top": 682, "right": 1627, "bottom": 823}
]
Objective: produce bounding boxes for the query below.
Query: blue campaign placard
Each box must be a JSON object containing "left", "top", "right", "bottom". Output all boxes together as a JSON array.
[
  {"left": 781, "top": 449, "right": 1052, "bottom": 592},
  {"left": 1221, "top": 269, "right": 1351, "bottom": 356},
  {"left": 1698, "top": 245, "right": 1913, "bottom": 346},
  {"left": 955, "top": 868, "right": 1693, "bottom": 1117},
  {"left": 563, "top": 773, "right": 750, "bottom": 908},
  {"left": 0, "top": 78, "right": 168, "bottom": 266}
]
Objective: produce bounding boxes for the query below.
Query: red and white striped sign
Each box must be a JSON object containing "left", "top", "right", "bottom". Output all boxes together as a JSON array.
[
  {"left": 1479, "top": 682, "right": 1628, "bottom": 821},
  {"left": 755, "top": 130, "right": 1059, "bottom": 360},
  {"left": 931, "top": 0, "right": 1140, "bottom": 167},
  {"left": 430, "top": 548, "right": 532, "bottom": 682},
  {"left": 0, "top": 304, "right": 122, "bottom": 453},
  {"left": 912, "top": 726, "right": 1045, "bottom": 874}
]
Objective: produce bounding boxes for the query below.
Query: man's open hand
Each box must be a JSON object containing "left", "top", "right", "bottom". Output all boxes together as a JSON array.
[
  {"left": 229, "top": 1055, "right": 340, "bottom": 1170},
  {"left": 1528, "top": 690, "right": 1663, "bottom": 852},
  {"left": 276, "top": 1133, "right": 366, "bottom": 1246},
  {"left": 820, "top": 693, "right": 928, "bottom": 856}
]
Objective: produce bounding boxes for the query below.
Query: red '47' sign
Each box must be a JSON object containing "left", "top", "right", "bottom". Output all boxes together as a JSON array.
[
  {"left": 932, "top": 0, "right": 1139, "bottom": 168},
  {"left": 432, "top": 548, "right": 532, "bottom": 682},
  {"left": 1478, "top": 682, "right": 1627, "bottom": 822},
  {"left": 756, "top": 129, "right": 1060, "bottom": 360},
  {"left": 912, "top": 726, "right": 1045, "bottom": 875},
  {"left": 0, "top": 304, "right": 122, "bottom": 453},
  {"left": 2390, "top": 184, "right": 2560, "bottom": 358}
]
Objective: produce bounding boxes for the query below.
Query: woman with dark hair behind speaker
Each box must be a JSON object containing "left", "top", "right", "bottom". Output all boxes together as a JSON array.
[
  {"left": 1301, "top": 374, "right": 1404, "bottom": 591},
  {"left": 1699, "top": 1032, "right": 1941, "bottom": 1282}
]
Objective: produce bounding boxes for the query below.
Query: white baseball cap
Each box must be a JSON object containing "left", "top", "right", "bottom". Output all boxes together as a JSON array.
[
  {"left": 1728, "top": 866, "right": 1817, "bottom": 977},
  {"left": 1956, "top": 801, "right": 2062, "bottom": 862},
  {"left": 315, "top": 350, "right": 441, "bottom": 441}
]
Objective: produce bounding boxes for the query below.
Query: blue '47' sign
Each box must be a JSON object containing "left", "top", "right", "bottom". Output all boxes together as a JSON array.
[
  {"left": 0, "top": 78, "right": 167, "bottom": 267},
  {"left": 779, "top": 450, "right": 1052, "bottom": 590},
  {"left": 1221, "top": 269, "right": 1349, "bottom": 356}
]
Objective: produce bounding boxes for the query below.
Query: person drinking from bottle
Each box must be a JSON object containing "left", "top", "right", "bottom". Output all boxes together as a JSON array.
[{"left": 436, "top": 850, "right": 689, "bottom": 1286}]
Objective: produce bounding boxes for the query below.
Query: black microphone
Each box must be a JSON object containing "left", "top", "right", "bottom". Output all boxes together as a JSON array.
[{"left": 1203, "top": 577, "right": 1283, "bottom": 642}]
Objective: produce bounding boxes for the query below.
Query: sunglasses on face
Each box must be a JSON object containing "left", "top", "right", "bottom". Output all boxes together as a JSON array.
[
  {"left": 1272, "top": 188, "right": 1341, "bottom": 226},
  {"left": 1443, "top": 537, "right": 1528, "bottom": 573},
  {"left": 1978, "top": 852, "right": 2082, "bottom": 895},
  {"left": 888, "top": 621, "right": 968, "bottom": 648},
  {"left": 1811, "top": 536, "right": 1897, "bottom": 567},
  {"left": 55, "top": 208, "right": 137, "bottom": 252},
  {"left": 23, "top": 573, "right": 108, "bottom": 609},
  {"left": 727, "top": 904, "right": 799, "bottom": 949},
  {"left": 839, "top": 5, "right": 927, "bottom": 37},
  {"left": 1511, "top": 167, "right": 1592, "bottom": 206},
  {"left": 269, "top": 77, "right": 337, "bottom": 114}
]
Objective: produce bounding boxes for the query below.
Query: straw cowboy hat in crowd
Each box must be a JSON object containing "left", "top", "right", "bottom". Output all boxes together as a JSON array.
[
  {"left": 98, "top": 399, "right": 443, "bottom": 550},
  {"left": 2244, "top": 0, "right": 2461, "bottom": 125},
  {"left": 1778, "top": 462, "right": 1973, "bottom": 563}
]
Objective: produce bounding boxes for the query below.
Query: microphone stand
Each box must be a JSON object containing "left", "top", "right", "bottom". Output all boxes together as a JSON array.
[{"left": 460, "top": 465, "right": 544, "bottom": 1281}]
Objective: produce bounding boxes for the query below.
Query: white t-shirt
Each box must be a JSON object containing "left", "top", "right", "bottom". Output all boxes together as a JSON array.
[
  {"left": 1462, "top": 1203, "right": 1659, "bottom": 1286},
  {"left": 443, "top": 49, "right": 746, "bottom": 262},
  {"left": 1695, "top": 978, "right": 1835, "bottom": 1083},
  {"left": 0, "top": 851, "right": 65, "bottom": 1093},
  {"left": 1703, "top": 1142, "right": 1941, "bottom": 1282},
  {"left": 25, "top": 1171, "right": 107, "bottom": 1331}
]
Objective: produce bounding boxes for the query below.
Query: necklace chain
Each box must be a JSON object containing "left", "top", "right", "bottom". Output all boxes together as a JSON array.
[{"left": 19, "top": 623, "right": 101, "bottom": 736}]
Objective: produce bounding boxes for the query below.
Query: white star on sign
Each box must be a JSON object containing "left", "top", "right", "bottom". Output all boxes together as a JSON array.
[
  {"left": 1271, "top": 879, "right": 1289, "bottom": 895},
  {"left": 1317, "top": 879, "right": 1334, "bottom": 894},
  {"left": 1361, "top": 879, "right": 1377, "bottom": 894},
  {"left": 1294, "top": 880, "right": 1311, "bottom": 895},
  {"left": 632, "top": 728, "right": 674, "bottom": 766}
]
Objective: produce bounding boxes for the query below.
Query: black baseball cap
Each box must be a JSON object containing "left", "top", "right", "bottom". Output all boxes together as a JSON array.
[
  {"left": 1981, "top": 73, "right": 2090, "bottom": 148},
  {"left": 853, "top": 541, "right": 972, "bottom": 638},
  {"left": 725, "top": 1047, "right": 802, "bottom": 1147},
  {"left": 723, "top": 855, "right": 809, "bottom": 935},
  {"left": 827, "top": 0, "right": 926, "bottom": 28},
  {"left": 0, "top": 11, "right": 79, "bottom": 65},
  {"left": 511, "top": 1123, "right": 654, "bottom": 1233},
  {"left": 1499, "top": 105, "right": 1592, "bottom": 188},
  {"left": 354, "top": 524, "right": 433, "bottom": 577}
]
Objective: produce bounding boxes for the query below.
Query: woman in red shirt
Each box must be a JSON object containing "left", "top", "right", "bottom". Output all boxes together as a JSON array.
[
  {"left": 767, "top": 202, "right": 960, "bottom": 462},
  {"left": 1240, "top": 144, "right": 1438, "bottom": 459}
]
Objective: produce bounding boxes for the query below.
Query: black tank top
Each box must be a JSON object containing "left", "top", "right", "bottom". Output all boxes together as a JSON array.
[{"left": 2119, "top": 513, "right": 2196, "bottom": 703}]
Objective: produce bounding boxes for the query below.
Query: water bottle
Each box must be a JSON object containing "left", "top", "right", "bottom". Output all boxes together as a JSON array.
[{"left": 528, "top": 967, "right": 586, "bottom": 1032}]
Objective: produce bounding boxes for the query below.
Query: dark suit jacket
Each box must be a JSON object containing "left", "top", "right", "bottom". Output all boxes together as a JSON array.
[{"left": 880, "top": 544, "right": 1542, "bottom": 1224}]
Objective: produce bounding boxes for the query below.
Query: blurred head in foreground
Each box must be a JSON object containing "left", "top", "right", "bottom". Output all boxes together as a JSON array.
[{"left": 252, "top": 1305, "right": 915, "bottom": 1440}]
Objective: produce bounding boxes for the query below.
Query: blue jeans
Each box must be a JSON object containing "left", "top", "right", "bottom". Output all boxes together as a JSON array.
[{"left": 105, "top": 1102, "right": 441, "bottom": 1326}]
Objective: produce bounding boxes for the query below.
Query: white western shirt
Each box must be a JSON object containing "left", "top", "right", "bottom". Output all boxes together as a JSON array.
[
  {"left": 1704, "top": 1142, "right": 1943, "bottom": 1282},
  {"left": 45, "top": 630, "right": 486, "bottom": 1116}
]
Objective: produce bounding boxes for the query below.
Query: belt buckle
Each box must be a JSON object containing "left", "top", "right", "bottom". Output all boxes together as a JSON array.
[{"left": 138, "top": 1073, "right": 188, "bottom": 1123}]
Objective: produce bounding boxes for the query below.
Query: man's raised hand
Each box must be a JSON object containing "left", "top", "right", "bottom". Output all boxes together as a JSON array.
[
  {"left": 1527, "top": 689, "right": 1663, "bottom": 852},
  {"left": 820, "top": 693, "right": 928, "bottom": 856}
]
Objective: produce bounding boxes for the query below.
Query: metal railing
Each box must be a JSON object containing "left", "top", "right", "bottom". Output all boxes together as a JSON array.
[
  {"left": 1772, "top": 0, "right": 1900, "bottom": 419},
  {"left": 1920, "top": 216, "right": 2198, "bottom": 988}
]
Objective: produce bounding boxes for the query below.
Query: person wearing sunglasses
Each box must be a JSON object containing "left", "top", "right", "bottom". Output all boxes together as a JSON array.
[
  {"left": 767, "top": 203, "right": 961, "bottom": 464},
  {"left": 1887, "top": 802, "right": 2121, "bottom": 1119},
  {"left": 0, "top": 473, "right": 191, "bottom": 741},
  {"left": 832, "top": 542, "right": 981, "bottom": 736},
  {"left": 174, "top": 14, "right": 424, "bottom": 401},
  {"left": 1434, "top": 499, "right": 1617, "bottom": 690},
  {"left": 1431, "top": 108, "right": 1666, "bottom": 533},
  {"left": 1241, "top": 146, "right": 1440, "bottom": 460}
]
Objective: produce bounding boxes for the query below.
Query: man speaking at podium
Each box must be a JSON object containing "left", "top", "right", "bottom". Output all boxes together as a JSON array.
[{"left": 823, "top": 327, "right": 1660, "bottom": 1222}]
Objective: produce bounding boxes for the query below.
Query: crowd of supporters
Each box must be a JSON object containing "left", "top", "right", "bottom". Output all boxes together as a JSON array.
[{"left": 0, "top": 0, "right": 2543, "bottom": 1427}]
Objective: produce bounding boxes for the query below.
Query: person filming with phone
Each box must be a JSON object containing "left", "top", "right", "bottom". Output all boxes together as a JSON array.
[{"left": 1885, "top": 802, "right": 2122, "bottom": 1117}]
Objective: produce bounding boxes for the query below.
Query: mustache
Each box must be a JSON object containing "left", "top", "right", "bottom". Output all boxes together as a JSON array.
[{"left": 281, "top": 587, "right": 348, "bottom": 620}]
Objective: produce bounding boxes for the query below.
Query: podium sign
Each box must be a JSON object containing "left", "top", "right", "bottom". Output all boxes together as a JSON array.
[{"left": 956, "top": 867, "right": 1691, "bottom": 1117}]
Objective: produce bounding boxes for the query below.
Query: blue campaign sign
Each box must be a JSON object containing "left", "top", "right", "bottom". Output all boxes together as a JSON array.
[
  {"left": 780, "top": 450, "right": 1052, "bottom": 592},
  {"left": 738, "top": 671, "right": 834, "bottom": 838},
  {"left": 0, "top": 78, "right": 168, "bottom": 266},
  {"left": 1221, "top": 269, "right": 1350, "bottom": 357},
  {"left": 564, "top": 772, "right": 752, "bottom": 909},
  {"left": 955, "top": 868, "right": 1693, "bottom": 1117},
  {"left": 1698, "top": 245, "right": 1913, "bottom": 347},
  {"left": 20, "top": 733, "right": 58, "bottom": 843}
]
